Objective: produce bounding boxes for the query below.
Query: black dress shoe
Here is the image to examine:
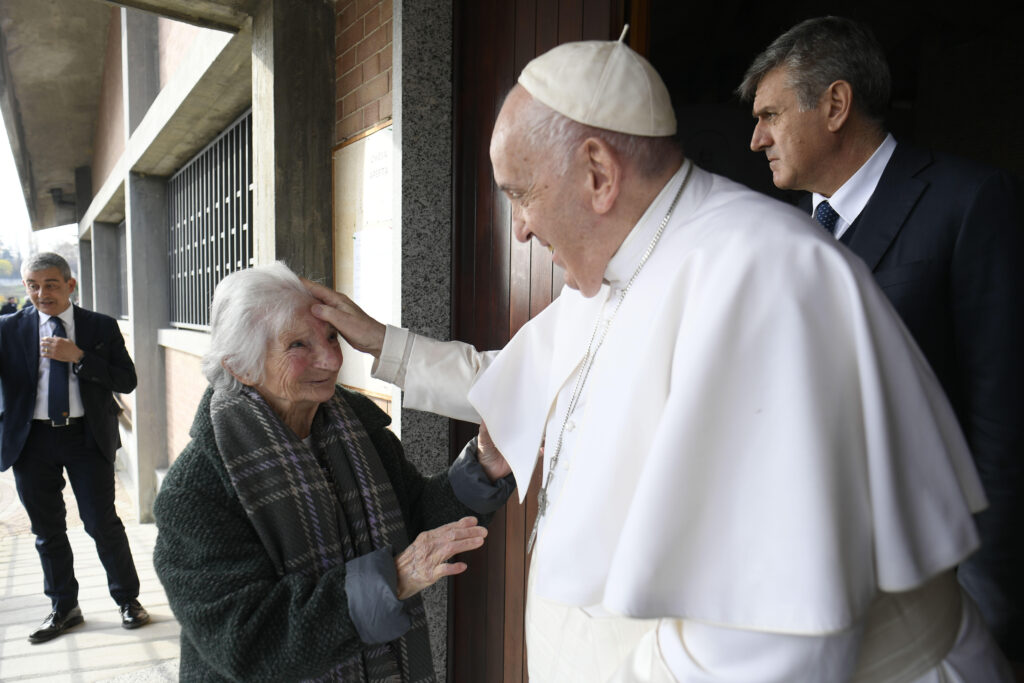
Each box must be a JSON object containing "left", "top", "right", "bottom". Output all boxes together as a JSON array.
[
  {"left": 28, "top": 606, "right": 84, "bottom": 643},
  {"left": 119, "top": 599, "right": 150, "bottom": 629}
]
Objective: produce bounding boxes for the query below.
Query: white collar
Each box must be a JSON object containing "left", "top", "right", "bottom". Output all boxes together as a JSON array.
[
  {"left": 604, "top": 160, "right": 692, "bottom": 289},
  {"left": 38, "top": 304, "right": 74, "bottom": 330},
  {"left": 812, "top": 133, "right": 896, "bottom": 233}
]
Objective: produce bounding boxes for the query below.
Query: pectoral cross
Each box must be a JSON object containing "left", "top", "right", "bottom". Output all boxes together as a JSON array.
[{"left": 526, "top": 488, "right": 548, "bottom": 553}]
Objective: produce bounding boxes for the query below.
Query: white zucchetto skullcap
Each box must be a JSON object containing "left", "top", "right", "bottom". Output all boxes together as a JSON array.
[{"left": 517, "top": 26, "right": 676, "bottom": 137}]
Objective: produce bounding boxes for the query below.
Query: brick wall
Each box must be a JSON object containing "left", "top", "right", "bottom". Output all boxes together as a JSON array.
[
  {"left": 165, "top": 348, "right": 208, "bottom": 465},
  {"left": 335, "top": 0, "right": 393, "bottom": 143}
]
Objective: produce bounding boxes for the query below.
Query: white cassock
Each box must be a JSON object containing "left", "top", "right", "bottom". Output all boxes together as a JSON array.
[{"left": 375, "top": 162, "right": 1013, "bottom": 682}]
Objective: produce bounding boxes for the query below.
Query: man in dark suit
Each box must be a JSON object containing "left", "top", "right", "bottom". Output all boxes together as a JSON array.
[
  {"left": 738, "top": 16, "right": 1024, "bottom": 672},
  {"left": 0, "top": 252, "right": 150, "bottom": 642}
]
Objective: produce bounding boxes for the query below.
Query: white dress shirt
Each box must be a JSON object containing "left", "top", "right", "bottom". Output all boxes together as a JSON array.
[
  {"left": 812, "top": 133, "right": 897, "bottom": 239},
  {"left": 34, "top": 305, "right": 85, "bottom": 420}
]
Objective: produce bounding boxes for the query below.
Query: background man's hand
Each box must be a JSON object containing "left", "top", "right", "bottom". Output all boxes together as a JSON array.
[
  {"left": 41, "top": 336, "right": 83, "bottom": 364},
  {"left": 394, "top": 517, "right": 487, "bottom": 599},
  {"left": 302, "top": 278, "right": 386, "bottom": 358}
]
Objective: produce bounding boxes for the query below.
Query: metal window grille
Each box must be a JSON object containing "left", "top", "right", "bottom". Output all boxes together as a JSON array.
[{"left": 168, "top": 109, "right": 253, "bottom": 329}]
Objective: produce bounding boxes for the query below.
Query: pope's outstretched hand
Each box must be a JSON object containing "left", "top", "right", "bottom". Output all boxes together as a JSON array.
[{"left": 303, "top": 278, "right": 386, "bottom": 358}]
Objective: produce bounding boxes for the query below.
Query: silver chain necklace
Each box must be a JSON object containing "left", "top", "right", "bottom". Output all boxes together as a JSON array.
[{"left": 527, "top": 164, "right": 693, "bottom": 553}]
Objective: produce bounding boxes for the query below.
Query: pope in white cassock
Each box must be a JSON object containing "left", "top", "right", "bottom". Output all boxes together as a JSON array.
[{"left": 308, "top": 30, "right": 1014, "bottom": 683}]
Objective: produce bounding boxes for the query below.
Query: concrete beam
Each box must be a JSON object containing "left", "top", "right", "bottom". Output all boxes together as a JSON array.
[
  {"left": 82, "top": 19, "right": 249, "bottom": 232},
  {"left": 122, "top": 8, "right": 160, "bottom": 135},
  {"left": 251, "top": 0, "right": 334, "bottom": 284},
  {"left": 130, "top": 22, "right": 249, "bottom": 176},
  {"left": 95, "top": 0, "right": 255, "bottom": 33},
  {"left": 0, "top": 0, "right": 110, "bottom": 231},
  {"left": 0, "top": 18, "right": 35, "bottom": 228}
]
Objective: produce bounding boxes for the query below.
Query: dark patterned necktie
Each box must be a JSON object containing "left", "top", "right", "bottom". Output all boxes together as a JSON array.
[
  {"left": 48, "top": 317, "right": 70, "bottom": 425},
  {"left": 814, "top": 200, "right": 840, "bottom": 235}
]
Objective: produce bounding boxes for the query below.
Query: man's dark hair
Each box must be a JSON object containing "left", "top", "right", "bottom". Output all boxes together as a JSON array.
[
  {"left": 21, "top": 252, "right": 73, "bottom": 280},
  {"left": 737, "top": 16, "right": 891, "bottom": 125}
]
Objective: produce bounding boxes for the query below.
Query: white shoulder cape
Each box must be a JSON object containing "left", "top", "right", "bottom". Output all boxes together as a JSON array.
[{"left": 468, "top": 167, "right": 986, "bottom": 634}]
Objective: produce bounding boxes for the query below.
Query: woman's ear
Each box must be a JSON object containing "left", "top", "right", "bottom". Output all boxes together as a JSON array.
[{"left": 222, "top": 357, "right": 255, "bottom": 387}]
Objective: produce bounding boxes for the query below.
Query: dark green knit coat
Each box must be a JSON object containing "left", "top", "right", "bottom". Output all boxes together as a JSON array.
[{"left": 153, "top": 386, "right": 482, "bottom": 682}]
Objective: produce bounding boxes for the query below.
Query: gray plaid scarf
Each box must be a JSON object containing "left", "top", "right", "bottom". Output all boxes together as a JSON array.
[{"left": 211, "top": 385, "right": 435, "bottom": 682}]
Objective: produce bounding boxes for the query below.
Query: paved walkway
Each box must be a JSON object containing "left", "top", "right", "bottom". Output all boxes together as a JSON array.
[{"left": 0, "top": 466, "right": 180, "bottom": 682}]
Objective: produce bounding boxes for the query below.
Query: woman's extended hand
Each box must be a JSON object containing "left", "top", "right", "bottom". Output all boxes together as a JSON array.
[
  {"left": 394, "top": 517, "right": 487, "bottom": 600},
  {"left": 477, "top": 421, "right": 512, "bottom": 482},
  {"left": 302, "top": 278, "right": 386, "bottom": 358}
]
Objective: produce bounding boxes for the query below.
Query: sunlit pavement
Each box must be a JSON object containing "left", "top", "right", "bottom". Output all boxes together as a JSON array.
[{"left": 0, "top": 467, "right": 180, "bottom": 682}]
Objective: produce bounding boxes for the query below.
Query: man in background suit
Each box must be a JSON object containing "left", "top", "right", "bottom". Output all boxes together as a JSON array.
[
  {"left": 0, "top": 252, "right": 150, "bottom": 642},
  {"left": 739, "top": 16, "right": 1024, "bottom": 672}
]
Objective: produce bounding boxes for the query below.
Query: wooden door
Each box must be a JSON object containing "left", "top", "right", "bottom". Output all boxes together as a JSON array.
[{"left": 449, "top": 1, "right": 635, "bottom": 680}]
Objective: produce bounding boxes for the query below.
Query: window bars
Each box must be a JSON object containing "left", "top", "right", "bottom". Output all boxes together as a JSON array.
[{"left": 168, "top": 110, "right": 253, "bottom": 329}]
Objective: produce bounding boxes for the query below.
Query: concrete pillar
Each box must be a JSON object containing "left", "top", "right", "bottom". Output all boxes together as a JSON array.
[
  {"left": 125, "top": 172, "right": 169, "bottom": 522},
  {"left": 251, "top": 0, "right": 334, "bottom": 284},
  {"left": 395, "top": 1, "right": 454, "bottom": 678},
  {"left": 91, "top": 221, "right": 122, "bottom": 318},
  {"left": 121, "top": 8, "right": 160, "bottom": 134},
  {"left": 117, "top": 4, "right": 164, "bottom": 523},
  {"left": 75, "top": 166, "right": 92, "bottom": 222},
  {"left": 77, "top": 240, "right": 93, "bottom": 309},
  {"left": 75, "top": 166, "right": 94, "bottom": 307}
]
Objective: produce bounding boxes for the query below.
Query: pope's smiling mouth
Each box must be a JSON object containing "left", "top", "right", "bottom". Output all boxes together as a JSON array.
[{"left": 531, "top": 235, "right": 554, "bottom": 254}]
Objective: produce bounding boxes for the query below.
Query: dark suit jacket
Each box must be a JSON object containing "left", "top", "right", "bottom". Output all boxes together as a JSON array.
[
  {"left": 843, "top": 144, "right": 1024, "bottom": 419},
  {"left": 825, "top": 142, "right": 1024, "bottom": 652},
  {"left": 0, "top": 305, "right": 138, "bottom": 471}
]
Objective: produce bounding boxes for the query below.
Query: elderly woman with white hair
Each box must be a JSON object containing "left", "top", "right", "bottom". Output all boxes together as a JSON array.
[{"left": 153, "top": 262, "right": 514, "bottom": 682}]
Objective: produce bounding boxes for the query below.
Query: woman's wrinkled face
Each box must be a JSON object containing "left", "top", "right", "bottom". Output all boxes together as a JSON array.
[{"left": 256, "top": 308, "right": 343, "bottom": 418}]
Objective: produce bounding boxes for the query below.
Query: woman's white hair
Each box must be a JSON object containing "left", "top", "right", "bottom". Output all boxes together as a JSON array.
[{"left": 202, "top": 261, "right": 317, "bottom": 393}]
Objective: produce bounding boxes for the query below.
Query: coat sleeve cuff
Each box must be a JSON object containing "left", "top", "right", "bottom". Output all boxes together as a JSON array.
[
  {"left": 346, "top": 548, "right": 411, "bottom": 644},
  {"left": 448, "top": 437, "right": 516, "bottom": 514}
]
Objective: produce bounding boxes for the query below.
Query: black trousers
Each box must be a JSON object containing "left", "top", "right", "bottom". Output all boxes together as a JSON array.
[{"left": 12, "top": 420, "right": 140, "bottom": 612}]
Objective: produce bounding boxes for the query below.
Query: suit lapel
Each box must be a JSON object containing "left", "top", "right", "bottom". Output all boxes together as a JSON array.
[
  {"left": 846, "top": 143, "right": 932, "bottom": 271},
  {"left": 73, "top": 305, "right": 93, "bottom": 351},
  {"left": 17, "top": 308, "right": 41, "bottom": 387}
]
